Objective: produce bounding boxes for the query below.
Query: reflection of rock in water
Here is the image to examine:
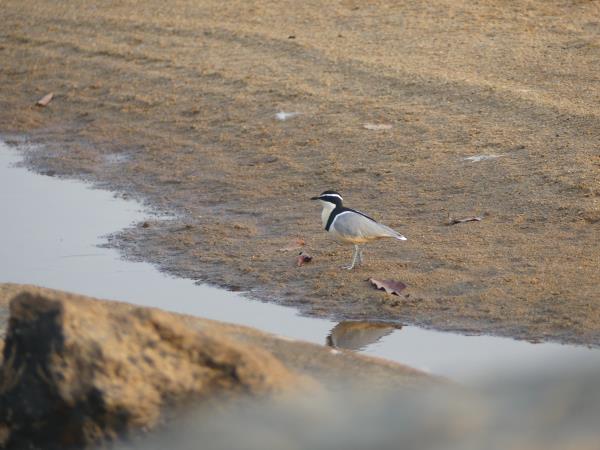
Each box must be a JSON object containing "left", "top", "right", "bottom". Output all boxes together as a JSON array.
[{"left": 327, "top": 321, "right": 402, "bottom": 351}]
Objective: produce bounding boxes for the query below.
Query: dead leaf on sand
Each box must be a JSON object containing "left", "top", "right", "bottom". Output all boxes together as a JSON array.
[
  {"left": 36, "top": 92, "right": 54, "bottom": 107},
  {"left": 446, "top": 215, "right": 483, "bottom": 226},
  {"left": 296, "top": 252, "right": 312, "bottom": 267},
  {"left": 369, "top": 278, "right": 407, "bottom": 296},
  {"left": 279, "top": 238, "right": 305, "bottom": 252},
  {"left": 363, "top": 123, "right": 392, "bottom": 130}
]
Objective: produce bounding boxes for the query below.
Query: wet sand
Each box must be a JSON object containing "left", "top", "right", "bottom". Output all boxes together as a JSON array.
[{"left": 1, "top": 0, "right": 599, "bottom": 345}]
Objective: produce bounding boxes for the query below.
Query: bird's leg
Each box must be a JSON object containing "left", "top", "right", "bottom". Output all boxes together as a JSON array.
[
  {"left": 349, "top": 245, "right": 358, "bottom": 270},
  {"left": 343, "top": 245, "right": 359, "bottom": 270},
  {"left": 357, "top": 246, "right": 364, "bottom": 266}
]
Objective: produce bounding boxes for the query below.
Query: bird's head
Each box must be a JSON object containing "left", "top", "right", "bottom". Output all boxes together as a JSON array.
[{"left": 311, "top": 190, "right": 343, "bottom": 207}]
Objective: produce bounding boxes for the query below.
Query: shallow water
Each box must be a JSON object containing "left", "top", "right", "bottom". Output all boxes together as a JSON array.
[{"left": 1, "top": 140, "right": 598, "bottom": 381}]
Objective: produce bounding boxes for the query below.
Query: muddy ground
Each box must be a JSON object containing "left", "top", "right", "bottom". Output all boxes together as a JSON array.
[{"left": 1, "top": 0, "right": 599, "bottom": 345}]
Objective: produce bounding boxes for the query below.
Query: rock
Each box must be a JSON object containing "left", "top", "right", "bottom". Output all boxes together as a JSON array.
[{"left": 0, "top": 288, "right": 314, "bottom": 449}]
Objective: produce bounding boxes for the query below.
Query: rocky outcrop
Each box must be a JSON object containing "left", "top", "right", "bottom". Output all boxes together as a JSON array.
[{"left": 0, "top": 287, "right": 314, "bottom": 449}]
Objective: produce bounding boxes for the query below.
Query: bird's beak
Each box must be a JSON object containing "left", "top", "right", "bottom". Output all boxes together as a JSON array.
[{"left": 310, "top": 196, "right": 320, "bottom": 200}]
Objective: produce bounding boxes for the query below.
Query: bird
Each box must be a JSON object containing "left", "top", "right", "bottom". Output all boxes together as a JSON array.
[{"left": 311, "top": 190, "right": 407, "bottom": 270}]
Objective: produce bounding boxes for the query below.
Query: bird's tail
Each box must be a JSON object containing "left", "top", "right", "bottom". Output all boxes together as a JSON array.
[{"left": 379, "top": 224, "right": 407, "bottom": 241}]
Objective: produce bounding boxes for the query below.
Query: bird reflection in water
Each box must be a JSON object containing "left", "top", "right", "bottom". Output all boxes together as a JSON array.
[{"left": 326, "top": 321, "right": 402, "bottom": 351}]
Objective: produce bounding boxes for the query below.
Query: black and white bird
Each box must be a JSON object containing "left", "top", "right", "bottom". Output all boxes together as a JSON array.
[{"left": 311, "top": 190, "right": 407, "bottom": 270}]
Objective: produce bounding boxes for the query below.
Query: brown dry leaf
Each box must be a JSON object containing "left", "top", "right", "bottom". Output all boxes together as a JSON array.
[
  {"left": 36, "top": 92, "right": 54, "bottom": 107},
  {"left": 363, "top": 123, "right": 392, "bottom": 130},
  {"left": 296, "top": 252, "right": 312, "bottom": 267},
  {"left": 279, "top": 238, "right": 305, "bottom": 252},
  {"left": 369, "top": 278, "right": 407, "bottom": 296},
  {"left": 446, "top": 215, "right": 483, "bottom": 225}
]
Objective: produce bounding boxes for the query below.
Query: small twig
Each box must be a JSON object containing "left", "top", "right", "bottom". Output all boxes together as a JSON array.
[{"left": 446, "top": 213, "right": 483, "bottom": 226}]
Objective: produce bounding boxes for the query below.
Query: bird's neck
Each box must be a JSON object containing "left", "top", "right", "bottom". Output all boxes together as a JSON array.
[{"left": 321, "top": 202, "right": 337, "bottom": 229}]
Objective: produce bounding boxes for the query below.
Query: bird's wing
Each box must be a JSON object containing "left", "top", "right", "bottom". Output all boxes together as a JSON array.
[{"left": 332, "top": 211, "right": 407, "bottom": 241}]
